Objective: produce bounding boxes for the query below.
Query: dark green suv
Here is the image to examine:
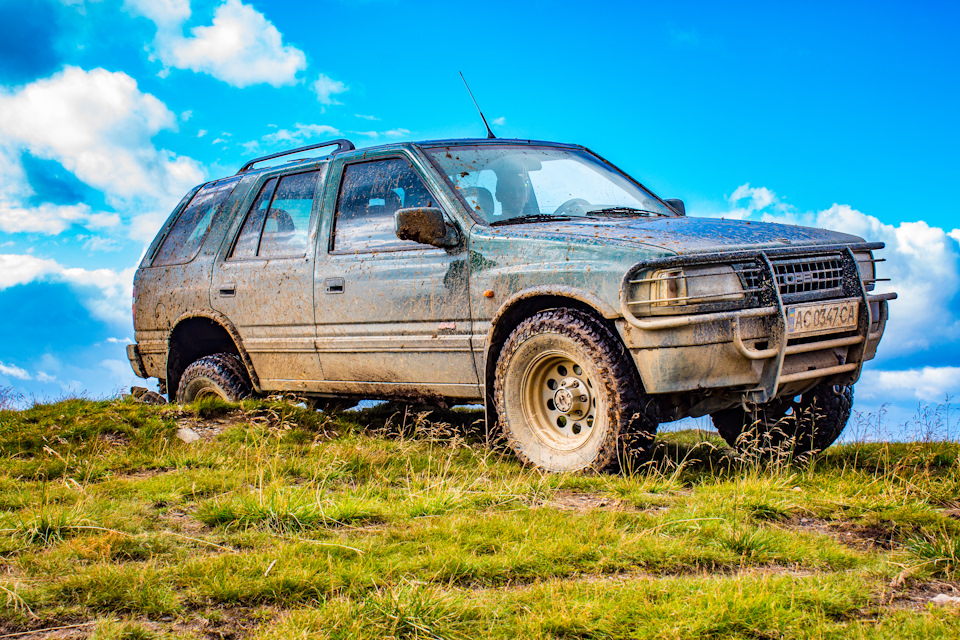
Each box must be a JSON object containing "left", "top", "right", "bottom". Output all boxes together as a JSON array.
[{"left": 128, "top": 138, "right": 894, "bottom": 471}]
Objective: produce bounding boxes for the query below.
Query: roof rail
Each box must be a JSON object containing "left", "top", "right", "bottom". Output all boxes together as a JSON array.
[{"left": 236, "top": 138, "right": 356, "bottom": 174}]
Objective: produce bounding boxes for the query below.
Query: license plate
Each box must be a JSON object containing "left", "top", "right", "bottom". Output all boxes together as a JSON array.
[{"left": 786, "top": 299, "right": 859, "bottom": 337}]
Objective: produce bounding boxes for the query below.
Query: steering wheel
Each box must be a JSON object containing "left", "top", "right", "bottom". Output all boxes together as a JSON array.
[{"left": 553, "top": 198, "right": 591, "bottom": 216}]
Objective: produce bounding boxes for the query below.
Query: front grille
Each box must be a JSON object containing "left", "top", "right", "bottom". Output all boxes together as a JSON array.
[
  {"left": 737, "top": 254, "right": 845, "bottom": 299},
  {"left": 772, "top": 255, "right": 843, "bottom": 295}
]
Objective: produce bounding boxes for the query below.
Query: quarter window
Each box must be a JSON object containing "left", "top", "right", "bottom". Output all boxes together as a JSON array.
[
  {"left": 229, "top": 170, "right": 320, "bottom": 259},
  {"left": 333, "top": 159, "right": 436, "bottom": 252},
  {"left": 153, "top": 179, "right": 237, "bottom": 266}
]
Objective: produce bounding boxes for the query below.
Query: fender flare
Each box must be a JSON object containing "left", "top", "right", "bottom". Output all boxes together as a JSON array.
[
  {"left": 167, "top": 309, "right": 262, "bottom": 392},
  {"left": 487, "top": 285, "right": 620, "bottom": 343}
]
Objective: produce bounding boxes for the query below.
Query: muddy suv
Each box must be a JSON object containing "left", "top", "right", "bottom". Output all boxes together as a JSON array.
[{"left": 129, "top": 137, "right": 894, "bottom": 471}]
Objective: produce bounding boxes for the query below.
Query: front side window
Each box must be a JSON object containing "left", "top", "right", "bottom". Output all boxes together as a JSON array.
[
  {"left": 229, "top": 170, "right": 319, "bottom": 259},
  {"left": 153, "top": 178, "right": 237, "bottom": 266},
  {"left": 425, "top": 145, "right": 674, "bottom": 224},
  {"left": 332, "top": 158, "right": 436, "bottom": 252}
]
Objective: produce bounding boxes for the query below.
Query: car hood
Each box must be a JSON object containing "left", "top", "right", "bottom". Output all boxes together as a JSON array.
[{"left": 487, "top": 215, "right": 865, "bottom": 254}]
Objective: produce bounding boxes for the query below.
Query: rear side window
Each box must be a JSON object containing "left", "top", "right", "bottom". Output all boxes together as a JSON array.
[
  {"left": 153, "top": 180, "right": 237, "bottom": 266},
  {"left": 229, "top": 170, "right": 320, "bottom": 259}
]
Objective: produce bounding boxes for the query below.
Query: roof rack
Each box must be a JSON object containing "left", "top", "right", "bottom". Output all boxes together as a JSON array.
[{"left": 236, "top": 138, "right": 356, "bottom": 174}]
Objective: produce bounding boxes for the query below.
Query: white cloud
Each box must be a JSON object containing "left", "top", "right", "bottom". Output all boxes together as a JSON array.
[
  {"left": 124, "top": 0, "right": 191, "bottom": 27},
  {"left": 312, "top": 73, "right": 348, "bottom": 105},
  {"left": 153, "top": 0, "right": 306, "bottom": 88},
  {"left": 0, "top": 361, "right": 31, "bottom": 381},
  {"left": 354, "top": 128, "right": 410, "bottom": 139},
  {"left": 726, "top": 183, "right": 790, "bottom": 219},
  {"left": 0, "top": 254, "right": 135, "bottom": 326},
  {"left": 262, "top": 123, "right": 340, "bottom": 146},
  {"left": 491, "top": 116, "right": 506, "bottom": 126},
  {"left": 0, "top": 66, "right": 203, "bottom": 240},
  {"left": 858, "top": 366, "right": 960, "bottom": 403},
  {"left": 355, "top": 114, "right": 379, "bottom": 121},
  {"left": 0, "top": 202, "right": 118, "bottom": 235}
]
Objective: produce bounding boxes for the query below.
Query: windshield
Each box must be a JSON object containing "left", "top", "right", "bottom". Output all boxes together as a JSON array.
[{"left": 424, "top": 144, "right": 674, "bottom": 224}]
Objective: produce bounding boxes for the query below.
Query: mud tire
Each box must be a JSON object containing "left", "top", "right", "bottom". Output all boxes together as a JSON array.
[
  {"left": 711, "top": 383, "right": 853, "bottom": 458},
  {"left": 494, "top": 308, "right": 658, "bottom": 473},
  {"left": 176, "top": 353, "right": 252, "bottom": 403}
]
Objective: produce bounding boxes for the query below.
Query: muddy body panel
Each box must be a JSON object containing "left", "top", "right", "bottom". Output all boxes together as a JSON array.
[{"left": 130, "top": 137, "right": 893, "bottom": 424}]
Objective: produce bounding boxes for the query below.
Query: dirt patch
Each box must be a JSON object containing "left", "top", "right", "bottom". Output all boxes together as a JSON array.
[
  {"left": 540, "top": 491, "right": 623, "bottom": 512},
  {"left": 788, "top": 517, "right": 900, "bottom": 551},
  {"left": 884, "top": 580, "right": 960, "bottom": 611},
  {"left": 97, "top": 432, "right": 130, "bottom": 447},
  {"left": 158, "top": 507, "right": 205, "bottom": 536},
  {"left": 0, "top": 609, "right": 274, "bottom": 640},
  {"left": 154, "top": 607, "right": 274, "bottom": 640},
  {"left": 0, "top": 619, "right": 96, "bottom": 640},
  {"left": 174, "top": 416, "right": 236, "bottom": 442}
]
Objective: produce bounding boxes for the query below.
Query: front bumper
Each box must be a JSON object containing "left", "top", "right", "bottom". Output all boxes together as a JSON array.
[{"left": 617, "top": 243, "right": 895, "bottom": 406}]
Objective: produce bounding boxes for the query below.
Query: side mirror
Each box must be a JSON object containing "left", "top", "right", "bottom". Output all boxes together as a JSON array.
[
  {"left": 664, "top": 198, "right": 686, "bottom": 216},
  {"left": 394, "top": 207, "right": 460, "bottom": 248}
]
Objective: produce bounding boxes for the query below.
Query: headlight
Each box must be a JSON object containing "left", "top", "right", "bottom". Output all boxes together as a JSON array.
[
  {"left": 628, "top": 264, "right": 745, "bottom": 315},
  {"left": 852, "top": 251, "right": 876, "bottom": 292}
]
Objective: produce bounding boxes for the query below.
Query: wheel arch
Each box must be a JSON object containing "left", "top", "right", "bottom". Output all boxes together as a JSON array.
[
  {"left": 166, "top": 310, "right": 260, "bottom": 402},
  {"left": 482, "top": 287, "right": 625, "bottom": 432}
]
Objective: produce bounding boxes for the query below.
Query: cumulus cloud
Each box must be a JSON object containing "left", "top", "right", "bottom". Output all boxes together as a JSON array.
[
  {"left": 354, "top": 128, "right": 411, "bottom": 139},
  {"left": 123, "top": 0, "right": 190, "bottom": 27},
  {"left": 859, "top": 366, "right": 960, "bottom": 403},
  {"left": 262, "top": 123, "right": 341, "bottom": 146},
  {"left": 0, "top": 66, "right": 203, "bottom": 240},
  {"left": 136, "top": 0, "right": 306, "bottom": 88},
  {"left": 0, "top": 253, "right": 135, "bottom": 326},
  {"left": 0, "top": 361, "right": 31, "bottom": 381},
  {"left": 312, "top": 73, "right": 348, "bottom": 105}
]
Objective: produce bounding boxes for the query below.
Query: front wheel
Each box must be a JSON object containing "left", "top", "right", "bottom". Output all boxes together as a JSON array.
[
  {"left": 176, "top": 353, "right": 252, "bottom": 403},
  {"left": 711, "top": 382, "right": 853, "bottom": 458},
  {"left": 494, "top": 308, "right": 658, "bottom": 472}
]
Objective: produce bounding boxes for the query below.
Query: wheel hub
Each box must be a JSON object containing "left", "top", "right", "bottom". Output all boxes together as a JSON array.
[
  {"left": 554, "top": 378, "right": 590, "bottom": 416},
  {"left": 520, "top": 352, "right": 599, "bottom": 450}
]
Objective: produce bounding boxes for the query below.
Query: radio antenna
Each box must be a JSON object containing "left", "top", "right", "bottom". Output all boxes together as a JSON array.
[{"left": 459, "top": 71, "right": 496, "bottom": 139}]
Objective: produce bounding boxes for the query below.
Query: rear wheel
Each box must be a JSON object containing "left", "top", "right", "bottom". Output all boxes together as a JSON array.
[
  {"left": 494, "top": 308, "right": 658, "bottom": 472},
  {"left": 176, "top": 353, "right": 252, "bottom": 403},
  {"left": 711, "top": 382, "right": 853, "bottom": 458}
]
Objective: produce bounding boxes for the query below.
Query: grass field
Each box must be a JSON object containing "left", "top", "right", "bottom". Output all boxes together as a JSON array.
[{"left": 0, "top": 395, "right": 957, "bottom": 639}]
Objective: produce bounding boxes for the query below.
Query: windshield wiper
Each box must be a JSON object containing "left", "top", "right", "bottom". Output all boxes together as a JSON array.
[
  {"left": 490, "top": 214, "right": 573, "bottom": 226},
  {"left": 588, "top": 206, "right": 665, "bottom": 217}
]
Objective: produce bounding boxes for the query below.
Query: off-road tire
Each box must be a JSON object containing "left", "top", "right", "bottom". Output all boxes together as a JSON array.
[
  {"left": 176, "top": 353, "right": 252, "bottom": 403},
  {"left": 494, "top": 308, "right": 658, "bottom": 473},
  {"left": 711, "top": 383, "right": 853, "bottom": 458}
]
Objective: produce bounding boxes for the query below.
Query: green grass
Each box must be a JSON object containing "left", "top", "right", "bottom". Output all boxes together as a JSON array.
[{"left": 0, "top": 397, "right": 958, "bottom": 638}]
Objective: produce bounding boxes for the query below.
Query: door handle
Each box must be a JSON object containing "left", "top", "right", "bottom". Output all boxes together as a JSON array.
[
  {"left": 219, "top": 284, "right": 236, "bottom": 297},
  {"left": 323, "top": 278, "right": 345, "bottom": 294}
]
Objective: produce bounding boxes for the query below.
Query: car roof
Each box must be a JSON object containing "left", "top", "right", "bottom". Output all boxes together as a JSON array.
[{"left": 232, "top": 137, "right": 586, "bottom": 179}]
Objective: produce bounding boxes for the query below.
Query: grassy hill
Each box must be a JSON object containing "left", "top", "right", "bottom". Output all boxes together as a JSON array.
[{"left": 0, "top": 397, "right": 957, "bottom": 639}]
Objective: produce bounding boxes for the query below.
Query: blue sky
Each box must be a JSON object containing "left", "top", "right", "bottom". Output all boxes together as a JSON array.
[{"left": 0, "top": 0, "right": 957, "bottom": 437}]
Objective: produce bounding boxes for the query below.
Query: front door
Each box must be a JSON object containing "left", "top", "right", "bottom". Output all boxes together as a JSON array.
[
  {"left": 313, "top": 154, "right": 480, "bottom": 400},
  {"left": 211, "top": 167, "right": 325, "bottom": 390}
]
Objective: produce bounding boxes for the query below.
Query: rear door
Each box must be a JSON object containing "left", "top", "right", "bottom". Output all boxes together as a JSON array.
[
  {"left": 312, "top": 150, "right": 480, "bottom": 399},
  {"left": 210, "top": 166, "right": 326, "bottom": 391}
]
